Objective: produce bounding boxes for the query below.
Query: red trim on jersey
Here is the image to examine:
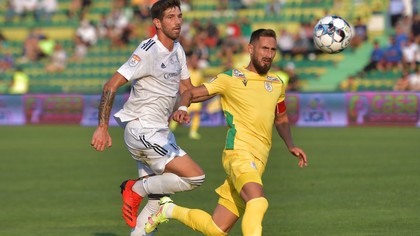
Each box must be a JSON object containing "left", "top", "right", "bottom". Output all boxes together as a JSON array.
[{"left": 276, "top": 101, "right": 286, "bottom": 113}]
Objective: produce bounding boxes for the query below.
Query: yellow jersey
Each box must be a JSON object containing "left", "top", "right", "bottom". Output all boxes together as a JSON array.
[
  {"left": 203, "top": 67, "right": 285, "bottom": 164},
  {"left": 189, "top": 68, "right": 204, "bottom": 112}
]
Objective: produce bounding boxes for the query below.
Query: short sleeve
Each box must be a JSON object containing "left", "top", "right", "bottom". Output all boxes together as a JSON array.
[
  {"left": 117, "top": 45, "right": 151, "bottom": 81},
  {"left": 203, "top": 73, "right": 228, "bottom": 95}
]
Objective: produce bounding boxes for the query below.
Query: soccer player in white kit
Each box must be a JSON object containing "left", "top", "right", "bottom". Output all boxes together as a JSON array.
[{"left": 91, "top": 1, "right": 208, "bottom": 235}]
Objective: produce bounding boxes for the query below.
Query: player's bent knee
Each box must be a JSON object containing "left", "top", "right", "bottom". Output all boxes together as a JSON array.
[
  {"left": 247, "top": 197, "right": 269, "bottom": 214},
  {"left": 204, "top": 218, "right": 228, "bottom": 236},
  {"left": 182, "top": 174, "right": 205, "bottom": 190}
]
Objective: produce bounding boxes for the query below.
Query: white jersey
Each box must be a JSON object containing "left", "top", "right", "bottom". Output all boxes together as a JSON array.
[{"left": 114, "top": 35, "right": 190, "bottom": 128}]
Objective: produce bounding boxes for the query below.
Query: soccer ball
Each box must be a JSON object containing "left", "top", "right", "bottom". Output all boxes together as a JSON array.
[{"left": 313, "top": 15, "right": 353, "bottom": 54}]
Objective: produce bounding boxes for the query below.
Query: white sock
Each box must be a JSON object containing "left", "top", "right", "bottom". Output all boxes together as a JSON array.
[
  {"left": 130, "top": 199, "right": 159, "bottom": 236},
  {"left": 132, "top": 180, "right": 148, "bottom": 197},
  {"left": 164, "top": 203, "right": 175, "bottom": 218},
  {"left": 134, "top": 173, "right": 193, "bottom": 195}
]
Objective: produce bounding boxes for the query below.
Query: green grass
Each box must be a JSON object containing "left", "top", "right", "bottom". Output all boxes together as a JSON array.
[{"left": 0, "top": 126, "right": 419, "bottom": 236}]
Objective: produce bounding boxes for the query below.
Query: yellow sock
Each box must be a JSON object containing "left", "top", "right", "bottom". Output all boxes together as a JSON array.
[
  {"left": 169, "top": 120, "right": 178, "bottom": 131},
  {"left": 172, "top": 205, "right": 226, "bottom": 236},
  {"left": 190, "top": 113, "right": 200, "bottom": 134},
  {"left": 242, "top": 197, "right": 268, "bottom": 236}
]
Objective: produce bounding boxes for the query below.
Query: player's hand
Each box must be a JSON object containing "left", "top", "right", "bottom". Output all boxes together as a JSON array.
[
  {"left": 289, "top": 147, "right": 307, "bottom": 168},
  {"left": 91, "top": 126, "right": 112, "bottom": 151},
  {"left": 172, "top": 110, "right": 190, "bottom": 124}
]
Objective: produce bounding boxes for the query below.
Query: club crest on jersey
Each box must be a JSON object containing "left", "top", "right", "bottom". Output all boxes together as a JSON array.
[
  {"left": 129, "top": 54, "right": 141, "bottom": 67},
  {"left": 264, "top": 82, "right": 273, "bottom": 92},
  {"left": 233, "top": 69, "right": 245, "bottom": 79}
]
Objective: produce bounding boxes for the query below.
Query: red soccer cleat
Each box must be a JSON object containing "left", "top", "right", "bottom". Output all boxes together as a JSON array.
[{"left": 120, "top": 179, "right": 143, "bottom": 228}]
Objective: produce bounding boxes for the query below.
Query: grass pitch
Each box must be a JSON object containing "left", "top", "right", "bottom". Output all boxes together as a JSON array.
[{"left": 0, "top": 125, "right": 419, "bottom": 236}]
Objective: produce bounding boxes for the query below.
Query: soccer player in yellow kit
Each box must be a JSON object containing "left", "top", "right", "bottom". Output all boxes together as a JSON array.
[{"left": 145, "top": 28, "right": 308, "bottom": 235}]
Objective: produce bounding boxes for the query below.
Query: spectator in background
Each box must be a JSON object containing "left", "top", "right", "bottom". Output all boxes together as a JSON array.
[
  {"left": 394, "top": 24, "right": 409, "bottom": 50},
  {"left": 265, "top": 0, "right": 285, "bottom": 16},
  {"left": 16, "top": 0, "right": 38, "bottom": 21},
  {"left": 339, "top": 74, "right": 359, "bottom": 92},
  {"left": 351, "top": 17, "right": 368, "bottom": 50},
  {"left": 383, "top": 35, "right": 403, "bottom": 71},
  {"left": 284, "top": 62, "right": 301, "bottom": 91},
  {"left": 360, "top": 40, "right": 385, "bottom": 75},
  {"left": 277, "top": 29, "right": 294, "bottom": 59},
  {"left": 180, "top": 0, "right": 192, "bottom": 12},
  {"left": 411, "top": 13, "right": 420, "bottom": 39},
  {"left": 67, "top": 0, "right": 92, "bottom": 20},
  {"left": 401, "top": 36, "right": 420, "bottom": 71},
  {"left": 9, "top": 66, "right": 29, "bottom": 94},
  {"left": 396, "top": 15, "right": 412, "bottom": 36},
  {"left": 105, "top": 6, "right": 132, "bottom": 48},
  {"left": 76, "top": 19, "right": 98, "bottom": 47},
  {"left": 21, "top": 28, "right": 45, "bottom": 62},
  {"left": 71, "top": 35, "right": 88, "bottom": 61},
  {"left": 96, "top": 13, "right": 112, "bottom": 40},
  {"left": 192, "top": 33, "right": 210, "bottom": 69},
  {"left": 132, "top": 0, "right": 151, "bottom": 20},
  {"left": 36, "top": 0, "right": 57, "bottom": 22},
  {"left": 239, "top": 16, "right": 252, "bottom": 48},
  {"left": 0, "top": 50, "right": 15, "bottom": 72},
  {"left": 389, "top": 0, "right": 405, "bottom": 28},
  {"left": 408, "top": 67, "right": 420, "bottom": 91},
  {"left": 393, "top": 70, "right": 411, "bottom": 91},
  {"left": 291, "top": 32, "right": 310, "bottom": 58},
  {"left": 299, "top": 22, "right": 317, "bottom": 55},
  {"left": 111, "top": 22, "right": 136, "bottom": 48},
  {"left": 0, "top": 32, "right": 9, "bottom": 51},
  {"left": 5, "top": 0, "right": 16, "bottom": 22},
  {"left": 45, "top": 43, "right": 67, "bottom": 72},
  {"left": 203, "top": 19, "right": 220, "bottom": 48},
  {"left": 37, "top": 35, "right": 56, "bottom": 59}
]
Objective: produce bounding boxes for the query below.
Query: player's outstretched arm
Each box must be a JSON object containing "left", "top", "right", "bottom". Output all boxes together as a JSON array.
[
  {"left": 274, "top": 110, "right": 308, "bottom": 168},
  {"left": 179, "top": 79, "right": 215, "bottom": 103},
  {"left": 91, "top": 72, "right": 128, "bottom": 152},
  {"left": 172, "top": 85, "right": 210, "bottom": 124}
]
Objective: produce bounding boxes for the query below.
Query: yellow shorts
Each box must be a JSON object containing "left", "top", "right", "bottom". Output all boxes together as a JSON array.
[{"left": 215, "top": 150, "right": 266, "bottom": 217}]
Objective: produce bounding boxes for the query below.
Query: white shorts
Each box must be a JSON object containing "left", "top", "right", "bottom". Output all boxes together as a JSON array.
[{"left": 123, "top": 119, "right": 187, "bottom": 177}]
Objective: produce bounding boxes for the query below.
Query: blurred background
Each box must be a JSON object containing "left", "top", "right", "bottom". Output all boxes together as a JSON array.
[
  {"left": 0, "top": 0, "right": 419, "bottom": 127},
  {"left": 1, "top": 0, "right": 419, "bottom": 94}
]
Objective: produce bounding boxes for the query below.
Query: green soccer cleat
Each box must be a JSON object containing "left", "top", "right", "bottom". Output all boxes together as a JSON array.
[{"left": 144, "top": 196, "right": 173, "bottom": 233}]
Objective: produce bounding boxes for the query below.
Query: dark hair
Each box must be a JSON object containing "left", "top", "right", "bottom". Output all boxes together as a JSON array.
[
  {"left": 151, "top": 0, "right": 181, "bottom": 20},
  {"left": 249, "top": 29, "right": 277, "bottom": 44}
]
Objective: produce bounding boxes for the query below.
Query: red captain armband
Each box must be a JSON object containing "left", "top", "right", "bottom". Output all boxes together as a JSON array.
[{"left": 276, "top": 101, "right": 286, "bottom": 114}]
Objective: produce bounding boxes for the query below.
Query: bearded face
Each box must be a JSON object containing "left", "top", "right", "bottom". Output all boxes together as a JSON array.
[{"left": 249, "top": 36, "right": 277, "bottom": 75}]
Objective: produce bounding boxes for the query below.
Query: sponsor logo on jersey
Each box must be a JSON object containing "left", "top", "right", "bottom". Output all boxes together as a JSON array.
[
  {"left": 242, "top": 79, "right": 248, "bottom": 86},
  {"left": 233, "top": 69, "right": 245, "bottom": 79},
  {"left": 164, "top": 72, "right": 180, "bottom": 80},
  {"left": 264, "top": 82, "right": 273, "bottom": 92},
  {"left": 266, "top": 76, "right": 280, "bottom": 82},
  {"left": 129, "top": 54, "right": 141, "bottom": 67},
  {"left": 209, "top": 76, "right": 217, "bottom": 83}
]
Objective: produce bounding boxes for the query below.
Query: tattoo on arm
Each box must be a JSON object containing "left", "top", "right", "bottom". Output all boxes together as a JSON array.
[{"left": 98, "top": 90, "right": 116, "bottom": 126}]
